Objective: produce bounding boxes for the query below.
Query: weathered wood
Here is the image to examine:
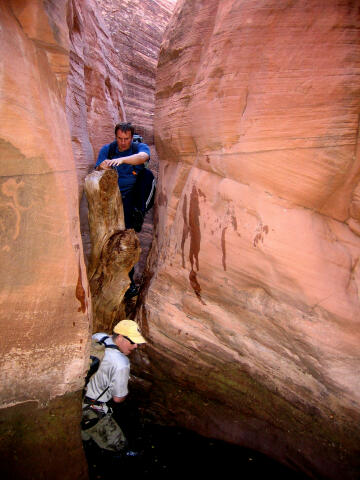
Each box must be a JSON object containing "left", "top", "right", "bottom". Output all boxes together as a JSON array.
[{"left": 84, "top": 169, "right": 140, "bottom": 331}]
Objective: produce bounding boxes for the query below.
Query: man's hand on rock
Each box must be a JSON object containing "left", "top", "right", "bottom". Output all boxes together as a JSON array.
[
  {"left": 107, "top": 158, "right": 124, "bottom": 167},
  {"left": 97, "top": 160, "right": 113, "bottom": 171}
]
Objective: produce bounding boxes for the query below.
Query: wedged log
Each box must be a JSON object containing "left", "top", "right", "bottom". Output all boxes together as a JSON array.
[{"left": 85, "top": 169, "right": 140, "bottom": 331}]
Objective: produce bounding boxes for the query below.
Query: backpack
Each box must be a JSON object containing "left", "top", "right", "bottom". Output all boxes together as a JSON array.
[{"left": 85, "top": 335, "right": 118, "bottom": 386}]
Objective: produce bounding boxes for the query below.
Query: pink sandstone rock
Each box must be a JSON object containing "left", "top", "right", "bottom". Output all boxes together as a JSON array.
[
  {"left": 66, "top": 0, "right": 127, "bottom": 263},
  {"left": 98, "top": 0, "right": 177, "bottom": 143},
  {"left": 0, "top": 1, "right": 88, "bottom": 477},
  {"left": 66, "top": 0, "right": 126, "bottom": 193},
  {"left": 137, "top": 1, "right": 360, "bottom": 478},
  {"left": 66, "top": 0, "right": 174, "bottom": 270}
]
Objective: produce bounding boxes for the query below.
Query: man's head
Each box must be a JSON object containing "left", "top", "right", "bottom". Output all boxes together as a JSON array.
[
  {"left": 113, "top": 319, "right": 146, "bottom": 355},
  {"left": 114, "top": 122, "right": 135, "bottom": 152}
]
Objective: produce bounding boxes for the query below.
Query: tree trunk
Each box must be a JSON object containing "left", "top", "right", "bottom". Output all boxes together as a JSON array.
[{"left": 84, "top": 169, "right": 140, "bottom": 331}]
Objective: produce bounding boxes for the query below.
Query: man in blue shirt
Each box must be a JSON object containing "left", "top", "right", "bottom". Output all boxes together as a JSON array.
[
  {"left": 95, "top": 122, "right": 150, "bottom": 298},
  {"left": 95, "top": 122, "right": 150, "bottom": 228}
]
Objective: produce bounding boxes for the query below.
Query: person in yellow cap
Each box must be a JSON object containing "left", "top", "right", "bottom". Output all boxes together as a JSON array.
[{"left": 81, "top": 320, "right": 146, "bottom": 452}]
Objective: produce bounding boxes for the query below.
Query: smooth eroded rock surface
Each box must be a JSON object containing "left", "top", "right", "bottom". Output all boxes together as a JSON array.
[
  {"left": 137, "top": 1, "right": 360, "bottom": 478},
  {"left": 98, "top": 0, "right": 177, "bottom": 143},
  {"left": 66, "top": 0, "right": 126, "bottom": 193},
  {"left": 0, "top": 392, "right": 87, "bottom": 480},
  {"left": 66, "top": 0, "right": 127, "bottom": 264},
  {"left": 0, "top": 1, "right": 89, "bottom": 476}
]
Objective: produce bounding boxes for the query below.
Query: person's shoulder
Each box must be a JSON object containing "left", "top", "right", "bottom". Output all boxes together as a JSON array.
[
  {"left": 92, "top": 332, "right": 108, "bottom": 341},
  {"left": 112, "top": 350, "right": 130, "bottom": 369},
  {"left": 135, "top": 142, "right": 150, "bottom": 155}
]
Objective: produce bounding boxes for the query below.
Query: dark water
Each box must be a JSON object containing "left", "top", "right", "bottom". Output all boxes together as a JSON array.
[{"left": 83, "top": 402, "right": 311, "bottom": 480}]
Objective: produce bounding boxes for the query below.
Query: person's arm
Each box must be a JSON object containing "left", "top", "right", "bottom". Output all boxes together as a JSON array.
[
  {"left": 112, "top": 395, "right": 127, "bottom": 403},
  {"left": 95, "top": 144, "right": 112, "bottom": 170},
  {"left": 111, "top": 364, "right": 130, "bottom": 402},
  {"left": 106, "top": 151, "right": 149, "bottom": 167},
  {"left": 105, "top": 143, "right": 150, "bottom": 167}
]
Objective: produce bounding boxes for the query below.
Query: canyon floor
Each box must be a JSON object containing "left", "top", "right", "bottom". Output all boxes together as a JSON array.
[{"left": 83, "top": 398, "right": 311, "bottom": 480}]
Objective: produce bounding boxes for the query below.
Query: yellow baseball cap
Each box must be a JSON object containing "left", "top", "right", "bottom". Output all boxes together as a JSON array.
[{"left": 113, "top": 320, "right": 146, "bottom": 344}]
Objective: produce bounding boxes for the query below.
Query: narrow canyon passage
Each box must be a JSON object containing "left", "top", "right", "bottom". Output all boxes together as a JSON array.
[{"left": 0, "top": 1, "right": 359, "bottom": 480}]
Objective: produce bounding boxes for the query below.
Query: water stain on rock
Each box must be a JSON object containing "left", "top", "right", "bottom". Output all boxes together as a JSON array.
[
  {"left": 157, "top": 189, "right": 168, "bottom": 207},
  {"left": 189, "top": 269, "right": 206, "bottom": 305},
  {"left": 231, "top": 213, "right": 237, "bottom": 231},
  {"left": 181, "top": 194, "right": 189, "bottom": 268},
  {"left": 253, "top": 224, "right": 269, "bottom": 247},
  {"left": 198, "top": 189, "right": 206, "bottom": 200},
  {"left": 76, "top": 261, "right": 86, "bottom": 313},
  {"left": 221, "top": 227, "right": 227, "bottom": 271},
  {"left": 189, "top": 186, "right": 201, "bottom": 271}
]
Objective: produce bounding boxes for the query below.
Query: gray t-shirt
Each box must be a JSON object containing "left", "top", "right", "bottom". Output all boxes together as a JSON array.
[{"left": 86, "top": 333, "right": 130, "bottom": 402}]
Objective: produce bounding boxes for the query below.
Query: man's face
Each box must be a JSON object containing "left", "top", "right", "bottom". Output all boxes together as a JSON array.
[
  {"left": 116, "top": 130, "right": 132, "bottom": 152},
  {"left": 120, "top": 337, "right": 138, "bottom": 356}
]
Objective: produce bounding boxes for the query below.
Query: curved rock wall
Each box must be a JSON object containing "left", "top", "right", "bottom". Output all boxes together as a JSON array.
[
  {"left": 98, "top": 0, "right": 177, "bottom": 143},
  {"left": 66, "top": 0, "right": 127, "bottom": 262},
  {"left": 66, "top": 0, "right": 126, "bottom": 194},
  {"left": 138, "top": 1, "right": 360, "bottom": 478},
  {"left": 0, "top": 1, "right": 89, "bottom": 477},
  {"left": 0, "top": 0, "right": 90, "bottom": 409}
]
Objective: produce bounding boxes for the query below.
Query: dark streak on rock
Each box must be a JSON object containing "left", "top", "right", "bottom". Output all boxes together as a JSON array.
[
  {"left": 263, "top": 225, "right": 269, "bottom": 234},
  {"left": 221, "top": 227, "right": 227, "bottom": 271},
  {"left": 253, "top": 233, "right": 262, "bottom": 247},
  {"left": 189, "top": 269, "right": 206, "bottom": 305},
  {"left": 181, "top": 194, "right": 189, "bottom": 268},
  {"left": 189, "top": 186, "right": 201, "bottom": 271},
  {"left": 198, "top": 189, "right": 206, "bottom": 200},
  {"left": 157, "top": 189, "right": 167, "bottom": 206},
  {"left": 76, "top": 262, "right": 86, "bottom": 313},
  {"left": 231, "top": 214, "right": 237, "bottom": 231}
]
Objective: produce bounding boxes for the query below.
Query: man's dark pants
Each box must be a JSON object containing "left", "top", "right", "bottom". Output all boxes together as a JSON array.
[{"left": 122, "top": 190, "right": 136, "bottom": 284}]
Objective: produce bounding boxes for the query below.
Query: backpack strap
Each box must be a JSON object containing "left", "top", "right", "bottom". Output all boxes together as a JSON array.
[
  {"left": 107, "top": 141, "right": 139, "bottom": 160},
  {"left": 97, "top": 335, "right": 119, "bottom": 350},
  {"left": 107, "top": 141, "right": 118, "bottom": 160},
  {"left": 145, "top": 171, "right": 156, "bottom": 211}
]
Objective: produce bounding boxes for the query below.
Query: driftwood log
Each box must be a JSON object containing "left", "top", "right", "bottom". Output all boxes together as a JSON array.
[{"left": 84, "top": 169, "right": 140, "bottom": 331}]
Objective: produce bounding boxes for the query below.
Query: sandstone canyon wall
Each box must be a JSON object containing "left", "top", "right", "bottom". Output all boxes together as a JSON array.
[
  {"left": 67, "top": 0, "right": 175, "bottom": 269},
  {"left": 0, "top": 1, "right": 90, "bottom": 478},
  {"left": 138, "top": 1, "right": 360, "bottom": 478},
  {"left": 66, "top": 0, "right": 127, "bottom": 262},
  {"left": 98, "top": 0, "right": 177, "bottom": 144}
]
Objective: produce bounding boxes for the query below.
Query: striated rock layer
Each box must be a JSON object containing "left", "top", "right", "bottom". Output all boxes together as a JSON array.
[
  {"left": 67, "top": 0, "right": 174, "bottom": 269},
  {"left": 98, "top": 0, "right": 177, "bottom": 143},
  {"left": 66, "top": 0, "right": 127, "bottom": 262},
  {"left": 137, "top": 1, "right": 360, "bottom": 478},
  {"left": 0, "top": 1, "right": 89, "bottom": 477}
]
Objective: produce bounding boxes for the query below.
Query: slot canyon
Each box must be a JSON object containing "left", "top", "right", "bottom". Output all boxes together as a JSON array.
[{"left": 0, "top": 1, "right": 359, "bottom": 479}]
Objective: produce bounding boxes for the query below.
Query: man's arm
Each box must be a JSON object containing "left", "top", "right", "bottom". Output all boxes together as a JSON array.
[
  {"left": 110, "top": 363, "right": 130, "bottom": 402},
  {"left": 105, "top": 151, "right": 149, "bottom": 167},
  {"left": 112, "top": 395, "right": 127, "bottom": 403},
  {"left": 95, "top": 144, "right": 112, "bottom": 170}
]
